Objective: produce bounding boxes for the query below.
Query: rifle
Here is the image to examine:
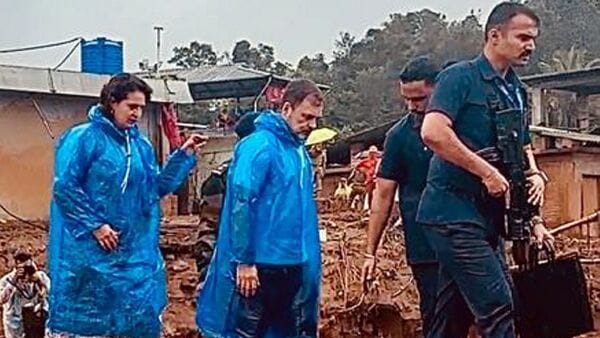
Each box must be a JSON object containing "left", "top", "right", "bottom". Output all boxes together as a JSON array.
[{"left": 495, "top": 107, "right": 537, "bottom": 267}]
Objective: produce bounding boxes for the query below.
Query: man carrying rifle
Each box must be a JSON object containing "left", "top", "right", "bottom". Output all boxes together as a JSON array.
[{"left": 418, "top": 2, "right": 554, "bottom": 337}]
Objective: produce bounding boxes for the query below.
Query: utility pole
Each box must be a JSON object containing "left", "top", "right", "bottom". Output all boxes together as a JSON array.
[{"left": 153, "top": 25, "right": 164, "bottom": 76}]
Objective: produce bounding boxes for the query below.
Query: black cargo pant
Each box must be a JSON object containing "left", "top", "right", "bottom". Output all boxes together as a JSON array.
[
  {"left": 423, "top": 222, "right": 515, "bottom": 338},
  {"left": 226, "top": 264, "right": 304, "bottom": 338}
]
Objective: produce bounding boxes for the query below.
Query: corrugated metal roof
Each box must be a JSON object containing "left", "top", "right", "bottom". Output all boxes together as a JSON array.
[
  {"left": 0, "top": 64, "right": 193, "bottom": 103},
  {"left": 139, "top": 65, "right": 330, "bottom": 101},
  {"left": 179, "top": 65, "right": 274, "bottom": 84},
  {"left": 144, "top": 65, "right": 282, "bottom": 84},
  {"left": 521, "top": 67, "right": 600, "bottom": 95},
  {"left": 530, "top": 125, "right": 600, "bottom": 143},
  {"left": 176, "top": 65, "right": 282, "bottom": 100}
]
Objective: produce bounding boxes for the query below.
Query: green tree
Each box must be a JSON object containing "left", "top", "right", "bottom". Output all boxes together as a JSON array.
[
  {"left": 525, "top": 0, "right": 600, "bottom": 73},
  {"left": 170, "top": 0, "right": 600, "bottom": 130},
  {"left": 295, "top": 53, "right": 330, "bottom": 84},
  {"left": 323, "top": 9, "right": 483, "bottom": 130},
  {"left": 333, "top": 32, "right": 356, "bottom": 59},
  {"left": 539, "top": 45, "right": 600, "bottom": 72},
  {"left": 231, "top": 40, "right": 253, "bottom": 65},
  {"left": 231, "top": 40, "right": 292, "bottom": 76},
  {"left": 272, "top": 61, "right": 294, "bottom": 77},
  {"left": 168, "top": 41, "right": 218, "bottom": 68}
]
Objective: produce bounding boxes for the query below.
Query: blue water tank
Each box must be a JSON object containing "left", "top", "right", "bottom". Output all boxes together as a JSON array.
[{"left": 81, "top": 37, "right": 124, "bottom": 75}]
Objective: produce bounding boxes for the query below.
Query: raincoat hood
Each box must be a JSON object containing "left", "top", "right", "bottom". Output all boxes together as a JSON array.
[
  {"left": 88, "top": 104, "right": 140, "bottom": 142},
  {"left": 254, "top": 110, "right": 304, "bottom": 147}
]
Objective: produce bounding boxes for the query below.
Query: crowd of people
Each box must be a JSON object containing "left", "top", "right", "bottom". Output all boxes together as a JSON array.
[{"left": 0, "top": 2, "right": 563, "bottom": 338}]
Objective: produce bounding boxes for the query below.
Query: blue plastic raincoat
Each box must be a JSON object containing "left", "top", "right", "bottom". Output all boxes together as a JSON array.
[
  {"left": 48, "top": 105, "right": 197, "bottom": 338},
  {"left": 196, "top": 111, "right": 322, "bottom": 338}
]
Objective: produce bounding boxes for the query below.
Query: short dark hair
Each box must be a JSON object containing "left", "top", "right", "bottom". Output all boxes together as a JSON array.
[
  {"left": 234, "top": 111, "right": 260, "bottom": 139},
  {"left": 398, "top": 56, "right": 439, "bottom": 85},
  {"left": 14, "top": 250, "right": 32, "bottom": 263},
  {"left": 100, "top": 73, "right": 153, "bottom": 112},
  {"left": 485, "top": 2, "right": 540, "bottom": 41},
  {"left": 281, "top": 79, "right": 324, "bottom": 109}
]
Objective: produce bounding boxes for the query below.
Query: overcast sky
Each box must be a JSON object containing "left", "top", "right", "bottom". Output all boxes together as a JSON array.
[{"left": 0, "top": 0, "right": 501, "bottom": 71}]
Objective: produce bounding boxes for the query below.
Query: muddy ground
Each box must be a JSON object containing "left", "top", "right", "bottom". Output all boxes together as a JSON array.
[{"left": 1, "top": 210, "right": 600, "bottom": 338}]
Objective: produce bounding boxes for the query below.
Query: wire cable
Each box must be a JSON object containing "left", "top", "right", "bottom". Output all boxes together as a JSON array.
[
  {"left": 53, "top": 38, "right": 82, "bottom": 70},
  {"left": 0, "top": 37, "right": 82, "bottom": 54}
]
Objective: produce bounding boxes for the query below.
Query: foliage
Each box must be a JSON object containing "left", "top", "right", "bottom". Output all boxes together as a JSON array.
[
  {"left": 169, "top": 1, "right": 600, "bottom": 130},
  {"left": 168, "top": 41, "right": 218, "bottom": 68}
]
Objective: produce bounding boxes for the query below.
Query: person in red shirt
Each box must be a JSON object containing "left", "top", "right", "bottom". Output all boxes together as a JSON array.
[{"left": 354, "top": 145, "right": 380, "bottom": 209}]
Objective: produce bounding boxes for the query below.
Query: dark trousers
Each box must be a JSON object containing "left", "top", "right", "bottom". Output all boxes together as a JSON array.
[
  {"left": 227, "top": 265, "right": 303, "bottom": 338},
  {"left": 21, "top": 305, "right": 47, "bottom": 338},
  {"left": 423, "top": 223, "right": 515, "bottom": 338},
  {"left": 411, "top": 263, "right": 438, "bottom": 336}
]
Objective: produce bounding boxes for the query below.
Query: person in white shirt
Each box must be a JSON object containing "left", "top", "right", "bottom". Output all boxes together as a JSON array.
[{"left": 0, "top": 250, "right": 50, "bottom": 338}]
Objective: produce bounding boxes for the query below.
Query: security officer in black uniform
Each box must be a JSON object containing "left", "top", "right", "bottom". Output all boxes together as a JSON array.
[
  {"left": 418, "top": 3, "right": 553, "bottom": 337},
  {"left": 360, "top": 56, "right": 441, "bottom": 336}
]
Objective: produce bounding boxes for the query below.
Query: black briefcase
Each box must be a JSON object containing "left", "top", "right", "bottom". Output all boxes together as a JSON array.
[{"left": 512, "top": 252, "right": 595, "bottom": 338}]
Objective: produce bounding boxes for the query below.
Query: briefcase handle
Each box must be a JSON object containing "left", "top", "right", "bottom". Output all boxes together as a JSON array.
[{"left": 528, "top": 244, "right": 556, "bottom": 270}]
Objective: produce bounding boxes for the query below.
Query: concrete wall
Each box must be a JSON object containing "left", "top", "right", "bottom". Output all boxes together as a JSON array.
[{"left": 0, "top": 91, "right": 162, "bottom": 220}]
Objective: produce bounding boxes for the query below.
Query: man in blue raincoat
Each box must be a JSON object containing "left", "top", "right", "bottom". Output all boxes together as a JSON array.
[
  {"left": 47, "top": 73, "right": 206, "bottom": 338},
  {"left": 197, "top": 79, "right": 324, "bottom": 338}
]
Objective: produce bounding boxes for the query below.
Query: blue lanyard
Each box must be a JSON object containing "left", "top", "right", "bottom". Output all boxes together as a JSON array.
[
  {"left": 496, "top": 80, "right": 524, "bottom": 113},
  {"left": 495, "top": 79, "right": 529, "bottom": 144}
]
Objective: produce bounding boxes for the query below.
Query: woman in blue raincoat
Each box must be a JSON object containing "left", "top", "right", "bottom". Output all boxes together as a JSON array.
[
  {"left": 197, "top": 80, "right": 323, "bottom": 338},
  {"left": 47, "top": 73, "right": 206, "bottom": 338}
]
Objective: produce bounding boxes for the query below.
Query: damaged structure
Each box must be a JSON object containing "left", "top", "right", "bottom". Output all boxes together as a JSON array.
[
  {"left": 523, "top": 68, "right": 600, "bottom": 237},
  {"left": 0, "top": 64, "right": 193, "bottom": 220}
]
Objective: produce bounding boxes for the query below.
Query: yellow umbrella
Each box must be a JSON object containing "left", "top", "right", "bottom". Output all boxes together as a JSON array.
[{"left": 306, "top": 127, "right": 338, "bottom": 146}]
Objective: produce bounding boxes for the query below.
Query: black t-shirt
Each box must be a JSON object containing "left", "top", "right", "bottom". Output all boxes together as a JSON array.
[
  {"left": 377, "top": 113, "right": 435, "bottom": 264},
  {"left": 416, "top": 54, "right": 531, "bottom": 227}
]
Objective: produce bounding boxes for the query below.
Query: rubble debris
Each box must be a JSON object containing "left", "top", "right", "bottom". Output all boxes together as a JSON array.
[
  {"left": 1, "top": 210, "right": 600, "bottom": 338},
  {"left": 171, "top": 260, "right": 191, "bottom": 273}
]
